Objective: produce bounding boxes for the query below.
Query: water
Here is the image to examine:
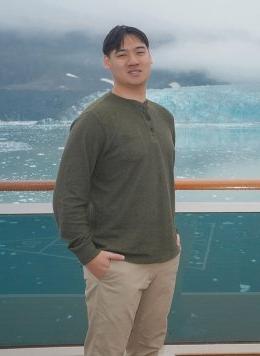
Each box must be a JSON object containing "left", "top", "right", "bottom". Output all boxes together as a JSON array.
[{"left": 0, "top": 84, "right": 260, "bottom": 203}]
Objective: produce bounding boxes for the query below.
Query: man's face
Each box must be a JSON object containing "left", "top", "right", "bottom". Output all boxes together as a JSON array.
[{"left": 104, "top": 35, "right": 152, "bottom": 88}]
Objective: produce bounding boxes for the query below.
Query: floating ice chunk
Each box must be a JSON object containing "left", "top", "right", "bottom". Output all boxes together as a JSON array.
[
  {"left": 66, "top": 73, "right": 79, "bottom": 79},
  {"left": 100, "top": 78, "right": 114, "bottom": 85},
  {"left": 0, "top": 121, "right": 37, "bottom": 126},
  {"left": 0, "top": 141, "right": 32, "bottom": 152},
  {"left": 169, "top": 82, "right": 181, "bottom": 89}
]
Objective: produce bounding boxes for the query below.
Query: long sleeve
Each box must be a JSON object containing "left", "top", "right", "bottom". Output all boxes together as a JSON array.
[{"left": 53, "top": 111, "right": 106, "bottom": 265}]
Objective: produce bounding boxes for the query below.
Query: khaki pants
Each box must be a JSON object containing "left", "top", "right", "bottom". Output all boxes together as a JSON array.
[{"left": 84, "top": 254, "right": 180, "bottom": 356}]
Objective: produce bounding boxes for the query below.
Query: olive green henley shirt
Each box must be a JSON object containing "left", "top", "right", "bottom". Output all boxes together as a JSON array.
[{"left": 53, "top": 91, "right": 179, "bottom": 265}]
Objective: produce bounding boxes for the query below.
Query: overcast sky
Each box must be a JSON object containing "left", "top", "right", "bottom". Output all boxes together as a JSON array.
[{"left": 1, "top": 0, "right": 260, "bottom": 83}]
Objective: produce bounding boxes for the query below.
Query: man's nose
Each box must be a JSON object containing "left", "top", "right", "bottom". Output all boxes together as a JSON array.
[{"left": 128, "top": 53, "right": 139, "bottom": 65}]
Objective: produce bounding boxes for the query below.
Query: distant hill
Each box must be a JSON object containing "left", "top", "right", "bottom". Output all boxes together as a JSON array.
[{"left": 0, "top": 30, "right": 222, "bottom": 120}]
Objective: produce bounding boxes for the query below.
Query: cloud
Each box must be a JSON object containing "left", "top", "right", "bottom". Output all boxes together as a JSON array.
[
  {"left": 2, "top": 0, "right": 260, "bottom": 36},
  {"left": 152, "top": 38, "right": 260, "bottom": 83},
  {"left": 1, "top": 0, "right": 260, "bottom": 82}
]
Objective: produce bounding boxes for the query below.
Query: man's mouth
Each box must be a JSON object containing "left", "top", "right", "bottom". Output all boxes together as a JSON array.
[{"left": 128, "top": 70, "right": 142, "bottom": 75}]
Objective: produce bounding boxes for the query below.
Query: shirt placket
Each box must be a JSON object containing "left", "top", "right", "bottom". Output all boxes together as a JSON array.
[{"left": 140, "top": 104, "right": 156, "bottom": 139}]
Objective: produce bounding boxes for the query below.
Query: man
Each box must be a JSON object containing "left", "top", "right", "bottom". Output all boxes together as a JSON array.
[{"left": 53, "top": 25, "right": 181, "bottom": 356}]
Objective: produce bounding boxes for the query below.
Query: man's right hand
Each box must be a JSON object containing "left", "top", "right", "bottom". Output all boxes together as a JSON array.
[{"left": 86, "top": 251, "right": 125, "bottom": 279}]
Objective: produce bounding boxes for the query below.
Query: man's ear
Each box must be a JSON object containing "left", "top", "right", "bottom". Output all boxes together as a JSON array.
[{"left": 103, "top": 55, "right": 111, "bottom": 69}]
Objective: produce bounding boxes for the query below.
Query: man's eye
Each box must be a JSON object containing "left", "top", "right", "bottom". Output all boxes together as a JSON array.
[
  {"left": 117, "top": 53, "right": 126, "bottom": 57},
  {"left": 137, "top": 51, "right": 145, "bottom": 55}
]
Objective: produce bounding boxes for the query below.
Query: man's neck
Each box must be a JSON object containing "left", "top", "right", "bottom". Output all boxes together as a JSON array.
[{"left": 112, "top": 85, "right": 146, "bottom": 103}]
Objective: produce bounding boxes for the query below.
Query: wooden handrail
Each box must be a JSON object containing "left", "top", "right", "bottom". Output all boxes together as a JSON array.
[
  {"left": 0, "top": 181, "right": 55, "bottom": 191},
  {"left": 175, "top": 179, "right": 260, "bottom": 190},
  {"left": 0, "top": 179, "right": 260, "bottom": 191}
]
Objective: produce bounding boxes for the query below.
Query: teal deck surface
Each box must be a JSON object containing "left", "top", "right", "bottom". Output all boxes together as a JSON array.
[{"left": 0, "top": 212, "right": 260, "bottom": 346}]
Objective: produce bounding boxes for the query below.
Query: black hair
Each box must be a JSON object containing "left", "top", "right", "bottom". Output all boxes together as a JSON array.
[{"left": 102, "top": 25, "right": 149, "bottom": 56}]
